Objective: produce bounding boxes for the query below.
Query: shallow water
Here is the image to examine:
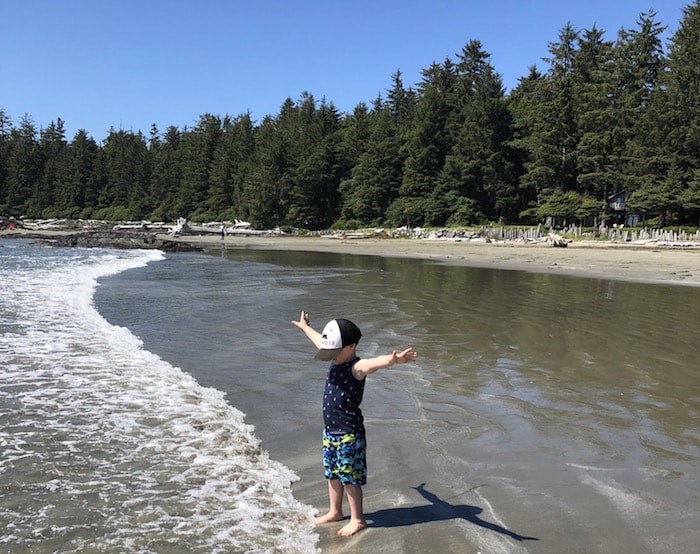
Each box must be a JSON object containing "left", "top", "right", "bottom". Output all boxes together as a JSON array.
[{"left": 95, "top": 245, "right": 699, "bottom": 553}]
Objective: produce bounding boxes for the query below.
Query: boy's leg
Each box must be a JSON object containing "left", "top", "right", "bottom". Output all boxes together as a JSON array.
[
  {"left": 315, "top": 479, "right": 345, "bottom": 524},
  {"left": 317, "top": 430, "right": 368, "bottom": 534},
  {"left": 338, "top": 484, "right": 367, "bottom": 536}
]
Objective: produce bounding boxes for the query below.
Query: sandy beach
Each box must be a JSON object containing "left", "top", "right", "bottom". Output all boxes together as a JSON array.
[{"left": 162, "top": 233, "right": 700, "bottom": 287}]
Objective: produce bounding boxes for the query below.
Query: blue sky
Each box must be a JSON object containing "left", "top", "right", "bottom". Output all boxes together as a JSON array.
[{"left": 1, "top": 0, "right": 691, "bottom": 141}]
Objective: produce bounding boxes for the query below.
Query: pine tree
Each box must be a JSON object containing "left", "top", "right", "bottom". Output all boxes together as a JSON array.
[
  {"left": 573, "top": 25, "right": 615, "bottom": 205},
  {"left": 291, "top": 97, "right": 345, "bottom": 228},
  {"left": 340, "top": 102, "right": 373, "bottom": 172},
  {"left": 515, "top": 23, "right": 581, "bottom": 223},
  {"left": 149, "top": 125, "right": 183, "bottom": 221},
  {"left": 508, "top": 65, "right": 548, "bottom": 220},
  {"left": 386, "top": 69, "right": 416, "bottom": 128},
  {"left": 53, "top": 129, "right": 99, "bottom": 217},
  {"left": 98, "top": 129, "right": 151, "bottom": 219},
  {"left": 627, "top": 3, "right": 699, "bottom": 226},
  {"left": 665, "top": 0, "right": 700, "bottom": 224},
  {"left": 177, "top": 114, "right": 222, "bottom": 219},
  {"left": 393, "top": 60, "right": 456, "bottom": 225},
  {"left": 6, "top": 114, "right": 40, "bottom": 216},
  {"left": 0, "top": 109, "right": 13, "bottom": 213},
  {"left": 33, "top": 118, "right": 68, "bottom": 216},
  {"left": 340, "top": 101, "right": 404, "bottom": 225},
  {"left": 611, "top": 11, "right": 666, "bottom": 201},
  {"left": 244, "top": 115, "right": 285, "bottom": 228},
  {"left": 544, "top": 23, "right": 580, "bottom": 193},
  {"left": 434, "top": 40, "right": 517, "bottom": 224},
  {"left": 229, "top": 113, "right": 256, "bottom": 220}
]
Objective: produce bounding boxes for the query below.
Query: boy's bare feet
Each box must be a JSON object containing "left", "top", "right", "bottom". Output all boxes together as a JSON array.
[
  {"left": 337, "top": 519, "right": 368, "bottom": 537},
  {"left": 314, "top": 511, "right": 344, "bottom": 525}
]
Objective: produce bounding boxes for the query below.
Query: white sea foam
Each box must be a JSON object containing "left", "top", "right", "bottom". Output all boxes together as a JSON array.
[{"left": 0, "top": 244, "right": 318, "bottom": 553}]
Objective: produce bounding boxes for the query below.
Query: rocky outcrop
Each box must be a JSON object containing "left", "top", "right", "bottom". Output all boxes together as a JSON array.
[{"left": 42, "top": 231, "right": 202, "bottom": 252}]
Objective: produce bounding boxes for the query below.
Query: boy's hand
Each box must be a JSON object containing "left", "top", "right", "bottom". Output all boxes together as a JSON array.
[
  {"left": 353, "top": 346, "right": 418, "bottom": 378},
  {"left": 292, "top": 310, "right": 311, "bottom": 329},
  {"left": 392, "top": 347, "right": 417, "bottom": 365},
  {"left": 292, "top": 310, "right": 324, "bottom": 349}
]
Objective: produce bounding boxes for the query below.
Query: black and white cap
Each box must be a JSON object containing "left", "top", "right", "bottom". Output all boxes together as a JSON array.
[{"left": 314, "top": 318, "right": 362, "bottom": 361}]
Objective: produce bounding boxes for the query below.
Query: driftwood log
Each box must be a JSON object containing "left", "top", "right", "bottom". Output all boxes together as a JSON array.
[{"left": 545, "top": 233, "right": 570, "bottom": 247}]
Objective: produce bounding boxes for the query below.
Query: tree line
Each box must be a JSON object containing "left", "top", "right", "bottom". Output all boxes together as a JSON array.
[{"left": 1, "top": 3, "right": 699, "bottom": 230}]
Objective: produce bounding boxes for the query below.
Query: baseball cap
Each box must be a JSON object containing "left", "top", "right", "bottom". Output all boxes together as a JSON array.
[{"left": 314, "top": 318, "right": 362, "bottom": 361}]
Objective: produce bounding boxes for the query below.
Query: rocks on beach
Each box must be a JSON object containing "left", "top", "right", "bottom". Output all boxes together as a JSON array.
[{"left": 43, "top": 231, "right": 202, "bottom": 252}]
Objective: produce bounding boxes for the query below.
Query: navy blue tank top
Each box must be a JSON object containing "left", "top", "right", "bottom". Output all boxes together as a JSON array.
[{"left": 322, "top": 357, "right": 365, "bottom": 434}]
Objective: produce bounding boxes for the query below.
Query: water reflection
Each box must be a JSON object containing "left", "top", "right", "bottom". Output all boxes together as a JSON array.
[{"left": 221, "top": 247, "right": 698, "bottom": 467}]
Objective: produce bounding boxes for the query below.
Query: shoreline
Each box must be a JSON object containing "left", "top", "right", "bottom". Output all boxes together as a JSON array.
[
  {"left": 165, "top": 233, "right": 700, "bottom": 288},
  {"left": 3, "top": 229, "right": 700, "bottom": 287}
]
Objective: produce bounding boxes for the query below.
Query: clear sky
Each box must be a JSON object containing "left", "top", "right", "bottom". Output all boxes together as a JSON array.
[{"left": 1, "top": 0, "right": 691, "bottom": 141}]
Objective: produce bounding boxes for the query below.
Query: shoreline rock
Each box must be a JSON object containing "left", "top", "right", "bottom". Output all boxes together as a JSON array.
[{"left": 38, "top": 231, "right": 203, "bottom": 252}]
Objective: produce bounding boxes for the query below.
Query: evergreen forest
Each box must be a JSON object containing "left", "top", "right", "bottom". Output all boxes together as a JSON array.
[{"left": 1, "top": 3, "right": 699, "bottom": 230}]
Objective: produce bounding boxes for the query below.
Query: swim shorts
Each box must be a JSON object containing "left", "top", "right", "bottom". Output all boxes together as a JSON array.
[{"left": 322, "top": 430, "right": 367, "bottom": 486}]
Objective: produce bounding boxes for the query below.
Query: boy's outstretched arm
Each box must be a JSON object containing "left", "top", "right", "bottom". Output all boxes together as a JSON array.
[
  {"left": 352, "top": 347, "right": 417, "bottom": 380},
  {"left": 291, "top": 310, "right": 323, "bottom": 348}
]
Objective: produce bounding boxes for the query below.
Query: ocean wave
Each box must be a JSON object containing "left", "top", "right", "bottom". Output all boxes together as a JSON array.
[{"left": 0, "top": 245, "right": 318, "bottom": 553}]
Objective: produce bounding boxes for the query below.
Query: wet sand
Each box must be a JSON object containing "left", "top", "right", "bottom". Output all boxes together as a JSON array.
[
  {"left": 167, "top": 233, "right": 700, "bottom": 287},
  {"left": 162, "top": 233, "right": 700, "bottom": 554},
  {"left": 172, "top": 233, "right": 700, "bottom": 554}
]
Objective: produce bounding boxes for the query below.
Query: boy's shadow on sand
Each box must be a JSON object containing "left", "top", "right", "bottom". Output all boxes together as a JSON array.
[{"left": 366, "top": 483, "right": 539, "bottom": 542}]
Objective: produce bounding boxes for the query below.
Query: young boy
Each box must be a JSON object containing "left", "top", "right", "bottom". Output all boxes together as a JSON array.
[{"left": 292, "top": 310, "right": 417, "bottom": 537}]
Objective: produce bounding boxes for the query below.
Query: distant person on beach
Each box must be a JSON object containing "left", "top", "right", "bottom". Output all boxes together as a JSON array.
[{"left": 292, "top": 310, "right": 417, "bottom": 537}]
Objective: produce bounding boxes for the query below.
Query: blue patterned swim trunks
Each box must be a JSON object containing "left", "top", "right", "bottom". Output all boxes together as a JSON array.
[{"left": 322, "top": 430, "right": 367, "bottom": 486}]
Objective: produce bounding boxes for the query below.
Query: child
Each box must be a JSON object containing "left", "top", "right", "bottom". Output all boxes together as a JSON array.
[{"left": 292, "top": 310, "right": 417, "bottom": 537}]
